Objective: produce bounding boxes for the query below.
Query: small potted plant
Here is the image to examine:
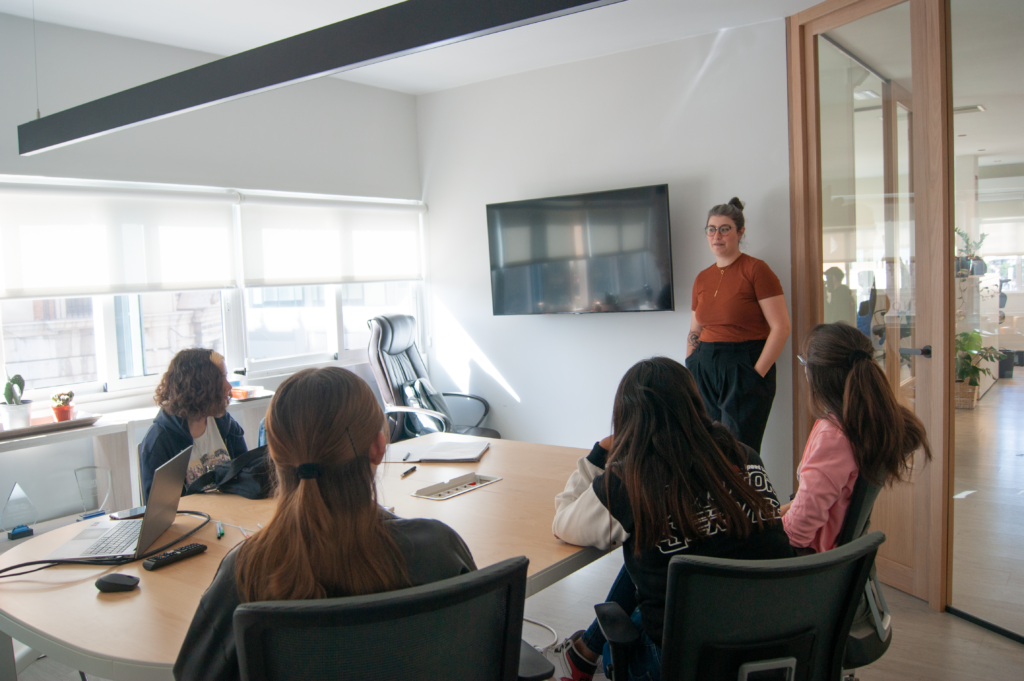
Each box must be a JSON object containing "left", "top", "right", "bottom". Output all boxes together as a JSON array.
[
  {"left": 955, "top": 330, "right": 1004, "bottom": 409},
  {"left": 0, "top": 374, "right": 32, "bottom": 430},
  {"left": 51, "top": 391, "right": 75, "bottom": 422}
]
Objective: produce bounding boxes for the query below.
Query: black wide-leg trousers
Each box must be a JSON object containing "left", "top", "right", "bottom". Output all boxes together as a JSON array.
[{"left": 687, "top": 339, "right": 776, "bottom": 452}]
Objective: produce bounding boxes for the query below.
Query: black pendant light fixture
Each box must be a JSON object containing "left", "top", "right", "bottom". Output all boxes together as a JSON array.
[{"left": 17, "top": 0, "right": 625, "bottom": 156}]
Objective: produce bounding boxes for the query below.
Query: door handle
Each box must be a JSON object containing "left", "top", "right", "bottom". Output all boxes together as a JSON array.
[{"left": 899, "top": 345, "right": 932, "bottom": 358}]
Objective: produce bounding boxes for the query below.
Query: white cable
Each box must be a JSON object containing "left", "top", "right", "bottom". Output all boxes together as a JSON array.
[{"left": 523, "top": 617, "right": 559, "bottom": 649}]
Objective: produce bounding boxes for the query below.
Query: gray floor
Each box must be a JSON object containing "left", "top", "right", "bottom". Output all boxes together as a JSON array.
[{"left": 16, "top": 539, "right": 1024, "bottom": 680}]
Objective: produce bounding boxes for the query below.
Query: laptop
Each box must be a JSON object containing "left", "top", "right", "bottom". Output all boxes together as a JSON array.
[{"left": 48, "top": 447, "right": 192, "bottom": 561}]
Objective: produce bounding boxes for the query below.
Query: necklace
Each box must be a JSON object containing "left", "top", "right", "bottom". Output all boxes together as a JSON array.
[{"left": 714, "top": 268, "right": 726, "bottom": 297}]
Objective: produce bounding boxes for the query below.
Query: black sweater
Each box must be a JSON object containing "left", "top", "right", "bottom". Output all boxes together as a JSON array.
[
  {"left": 589, "top": 443, "right": 794, "bottom": 643},
  {"left": 173, "top": 515, "right": 476, "bottom": 681}
]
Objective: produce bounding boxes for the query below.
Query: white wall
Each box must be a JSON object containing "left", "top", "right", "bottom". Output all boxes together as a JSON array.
[
  {"left": 0, "top": 13, "right": 421, "bottom": 198},
  {"left": 417, "top": 21, "right": 795, "bottom": 497}
]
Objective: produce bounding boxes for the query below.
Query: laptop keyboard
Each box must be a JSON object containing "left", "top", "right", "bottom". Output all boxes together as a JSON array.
[{"left": 83, "top": 519, "right": 143, "bottom": 556}]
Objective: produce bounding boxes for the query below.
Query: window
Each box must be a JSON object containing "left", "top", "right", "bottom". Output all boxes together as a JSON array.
[
  {"left": 341, "top": 282, "right": 419, "bottom": 351},
  {"left": 0, "top": 297, "right": 98, "bottom": 389},
  {"left": 983, "top": 256, "right": 1019, "bottom": 292},
  {"left": 115, "top": 291, "right": 225, "bottom": 379},
  {"left": 245, "top": 286, "right": 331, "bottom": 361}
]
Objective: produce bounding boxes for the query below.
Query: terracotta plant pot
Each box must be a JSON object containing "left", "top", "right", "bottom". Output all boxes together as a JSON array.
[{"left": 52, "top": 405, "right": 74, "bottom": 422}]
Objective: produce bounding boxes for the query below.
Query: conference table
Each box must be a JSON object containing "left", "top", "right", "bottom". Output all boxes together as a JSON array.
[{"left": 0, "top": 434, "right": 603, "bottom": 681}]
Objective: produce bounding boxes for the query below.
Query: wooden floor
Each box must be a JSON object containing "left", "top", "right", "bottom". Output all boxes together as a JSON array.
[{"left": 951, "top": 376, "right": 1024, "bottom": 637}]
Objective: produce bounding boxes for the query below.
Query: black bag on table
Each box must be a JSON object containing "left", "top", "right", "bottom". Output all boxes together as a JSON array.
[{"left": 183, "top": 445, "right": 274, "bottom": 499}]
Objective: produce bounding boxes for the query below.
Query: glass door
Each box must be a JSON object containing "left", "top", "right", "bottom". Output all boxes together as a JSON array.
[
  {"left": 788, "top": 0, "right": 954, "bottom": 609},
  {"left": 817, "top": 3, "right": 926, "bottom": 597}
]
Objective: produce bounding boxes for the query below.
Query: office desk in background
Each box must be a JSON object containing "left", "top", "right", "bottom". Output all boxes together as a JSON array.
[{"left": 0, "top": 434, "right": 602, "bottom": 681}]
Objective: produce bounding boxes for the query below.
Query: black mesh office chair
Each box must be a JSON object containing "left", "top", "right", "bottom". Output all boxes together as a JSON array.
[
  {"left": 234, "top": 556, "right": 552, "bottom": 681},
  {"left": 834, "top": 477, "right": 892, "bottom": 679},
  {"left": 596, "top": 532, "right": 885, "bottom": 681},
  {"left": 366, "top": 314, "right": 500, "bottom": 442}
]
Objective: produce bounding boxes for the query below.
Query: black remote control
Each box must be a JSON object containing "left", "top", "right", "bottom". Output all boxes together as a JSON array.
[{"left": 142, "top": 543, "right": 207, "bottom": 571}]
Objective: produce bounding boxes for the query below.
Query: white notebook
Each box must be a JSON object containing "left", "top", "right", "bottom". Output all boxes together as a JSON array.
[{"left": 385, "top": 441, "right": 491, "bottom": 463}]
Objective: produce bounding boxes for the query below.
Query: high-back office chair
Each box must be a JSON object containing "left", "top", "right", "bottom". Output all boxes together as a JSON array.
[
  {"left": 234, "top": 556, "right": 553, "bottom": 681},
  {"left": 835, "top": 477, "right": 892, "bottom": 678},
  {"left": 366, "top": 314, "right": 500, "bottom": 442},
  {"left": 595, "top": 532, "right": 885, "bottom": 681}
]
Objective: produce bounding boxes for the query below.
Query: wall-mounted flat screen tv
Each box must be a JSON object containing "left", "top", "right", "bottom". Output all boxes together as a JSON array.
[{"left": 486, "top": 184, "right": 673, "bottom": 316}]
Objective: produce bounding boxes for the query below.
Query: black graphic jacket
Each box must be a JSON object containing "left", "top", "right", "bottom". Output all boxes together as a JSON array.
[{"left": 553, "top": 440, "right": 794, "bottom": 643}]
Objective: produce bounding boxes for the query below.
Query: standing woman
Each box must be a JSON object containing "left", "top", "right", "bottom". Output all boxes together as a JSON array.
[{"left": 687, "top": 198, "right": 790, "bottom": 452}]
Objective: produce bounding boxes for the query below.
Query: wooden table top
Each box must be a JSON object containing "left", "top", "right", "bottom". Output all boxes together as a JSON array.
[{"left": 0, "top": 433, "right": 589, "bottom": 670}]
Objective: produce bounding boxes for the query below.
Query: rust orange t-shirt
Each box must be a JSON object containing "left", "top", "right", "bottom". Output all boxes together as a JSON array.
[{"left": 691, "top": 253, "right": 784, "bottom": 342}]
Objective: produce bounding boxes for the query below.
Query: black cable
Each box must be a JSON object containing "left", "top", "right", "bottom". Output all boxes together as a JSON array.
[{"left": 0, "top": 510, "right": 212, "bottom": 579}]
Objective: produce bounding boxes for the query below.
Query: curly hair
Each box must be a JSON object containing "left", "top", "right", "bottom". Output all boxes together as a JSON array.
[{"left": 154, "top": 348, "right": 229, "bottom": 421}]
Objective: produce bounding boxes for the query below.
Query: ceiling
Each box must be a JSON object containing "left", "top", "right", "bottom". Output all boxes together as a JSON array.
[
  {"left": 826, "top": 0, "right": 1024, "bottom": 168},
  {"left": 0, "top": 0, "right": 819, "bottom": 95}
]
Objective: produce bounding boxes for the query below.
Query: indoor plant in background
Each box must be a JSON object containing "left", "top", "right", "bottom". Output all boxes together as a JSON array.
[
  {"left": 954, "top": 330, "right": 1004, "bottom": 409},
  {"left": 0, "top": 374, "right": 32, "bottom": 430},
  {"left": 51, "top": 390, "right": 75, "bottom": 422}
]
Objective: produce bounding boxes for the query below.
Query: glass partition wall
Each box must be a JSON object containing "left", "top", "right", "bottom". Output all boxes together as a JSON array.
[{"left": 947, "top": 0, "right": 1024, "bottom": 638}]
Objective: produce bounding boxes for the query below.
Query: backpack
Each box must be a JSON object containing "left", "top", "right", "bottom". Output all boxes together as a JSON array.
[{"left": 183, "top": 445, "right": 274, "bottom": 499}]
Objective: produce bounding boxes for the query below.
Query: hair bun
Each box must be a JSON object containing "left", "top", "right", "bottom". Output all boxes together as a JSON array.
[{"left": 728, "top": 197, "right": 745, "bottom": 211}]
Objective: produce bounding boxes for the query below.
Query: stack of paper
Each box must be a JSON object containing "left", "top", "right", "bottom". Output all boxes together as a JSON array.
[{"left": 384, "top": 440, "right": 491, "bottom": 463}]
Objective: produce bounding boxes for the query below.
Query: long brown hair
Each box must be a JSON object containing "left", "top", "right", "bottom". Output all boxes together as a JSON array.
[
  {"left": 608, "top": 357, "right": 777, "bottom": 554},
  {"left": 803, "top": 322, "right": 932, "bottom": 485},
  {"left": 235, "top": 367, "right": 406, "bottom": 602}
]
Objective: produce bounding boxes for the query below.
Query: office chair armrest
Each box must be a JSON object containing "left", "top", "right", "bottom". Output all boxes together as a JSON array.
[
  {"left": 518, "top": 640, "right": 555, "bottom": 680},
  {"left": 384, "top": 405, "right": 453, "bottom": 432},
  {"left": 595, "top": 602, "right": 639, "bottom": 681},
  {"left": 441, "top": 393, "right": 491, "bottom": 427}
]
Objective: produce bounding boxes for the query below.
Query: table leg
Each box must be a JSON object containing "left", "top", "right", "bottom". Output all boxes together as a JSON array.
[{"left": 0, "top": 632, "right": 16, "bottom": 681}]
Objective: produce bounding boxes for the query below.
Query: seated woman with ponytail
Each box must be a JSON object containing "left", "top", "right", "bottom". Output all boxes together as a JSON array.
[
  {"left": 549, "top": 357, "right": 793, "bottom": 681},
  {"left": 174, "top": 367, "right": 476, "bottom": 681},
  {"left": 780, "top": 322, "right": 932, "bottom": 553}
]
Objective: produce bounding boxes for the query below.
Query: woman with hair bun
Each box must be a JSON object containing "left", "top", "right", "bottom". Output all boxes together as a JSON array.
[
  {"left": 140, "top": 348, "right": 246, "bottom": 500},
  {"left": 174, "top": 367, "right": 475, "bottom": 681},
  {"left": 686, "top": 197, "right": 790, "bottom": 452},
  {"left": 781, "top": 322, "right": 931, "bottom": 553}
]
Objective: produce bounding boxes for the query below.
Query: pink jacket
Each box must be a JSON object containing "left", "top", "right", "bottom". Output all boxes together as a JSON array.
[{"left": 783, "top": 418, "right": 858, "bottom": 553}]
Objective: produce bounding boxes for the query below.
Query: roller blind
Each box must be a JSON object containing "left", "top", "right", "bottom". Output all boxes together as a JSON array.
[
  {"left": 240, "top": 201, "right": 422, "bottom": 287},
  {"left": 0, "top": 187, "right": 236, "bottom": 299}
]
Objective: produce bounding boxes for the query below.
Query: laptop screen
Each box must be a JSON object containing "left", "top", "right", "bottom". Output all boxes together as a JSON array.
[{"left": 134, "top": 446, "right": 192, "bottom": 557}]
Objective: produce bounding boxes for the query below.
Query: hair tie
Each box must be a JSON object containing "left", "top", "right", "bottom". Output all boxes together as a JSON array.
[
  {"left": 295, "top": 463, "right": 322, "bottom": 480},
  {"left": 847, "top": 350, "right": 872, "bottom": 368}
]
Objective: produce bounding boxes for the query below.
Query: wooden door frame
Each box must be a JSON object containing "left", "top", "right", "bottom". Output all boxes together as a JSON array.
[{"left": 786, "top": 0, "right": 954, "bottom": 610}]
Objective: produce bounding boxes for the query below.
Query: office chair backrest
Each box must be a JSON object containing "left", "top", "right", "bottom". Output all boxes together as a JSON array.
[
  {"left": 367, "top": 314, "right": 426, "bottom": 405},
  {"left": 660, "top": 532, "right": 885, "bottom": 681},
  {"left": 835, "top": 474, "right": 883, "bottom": 547},
  {"left": 235, "top": 555, "right": 529, "bottom": 681}
]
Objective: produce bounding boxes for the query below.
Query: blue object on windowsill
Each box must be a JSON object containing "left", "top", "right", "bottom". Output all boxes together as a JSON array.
[{"left": 7, "top": 524, "right": 33, "bottom": 540}]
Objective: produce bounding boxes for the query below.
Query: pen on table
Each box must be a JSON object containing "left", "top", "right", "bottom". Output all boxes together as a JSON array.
[
  {"left": 238, "top": 526, "right": 249, "bottom": 539},
  {"left": 401, "top": 465, "right": 417, "bottom": 478},
  {"left": 402, "top": 452, "right": 411, "bottom": 461},
  {"left": 257, "top": 523, "right": 263, "bottom": 529},
  {"left": 215, "top": 520, "right": 224, "bottom": 540}
]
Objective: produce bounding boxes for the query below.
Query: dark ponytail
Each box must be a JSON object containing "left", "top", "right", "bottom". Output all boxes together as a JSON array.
[
  {"left": 803, "top": 322, "right": 931, "bottom": 485},
  {"left": 708, "top": 197, "right": 746, "bottom": 229},
  {"left": 235, "top": 367, "right": 406, "bottom": 602}
]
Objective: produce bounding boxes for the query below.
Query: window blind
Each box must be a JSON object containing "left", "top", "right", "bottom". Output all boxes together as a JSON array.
[
  {"left": 0, "top": 186, "right": 236, "bottom": 299},
  {"left": 239, "top": 200, "right": 423, "bottom": 287}
]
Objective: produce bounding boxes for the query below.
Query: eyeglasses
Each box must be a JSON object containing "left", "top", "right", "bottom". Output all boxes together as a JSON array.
[
  {"left": 705, "top": 225, "right": 734, "bottom": 236},
  {"left": 797, "top": 354, "right": 807, "bottom": 366}
]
